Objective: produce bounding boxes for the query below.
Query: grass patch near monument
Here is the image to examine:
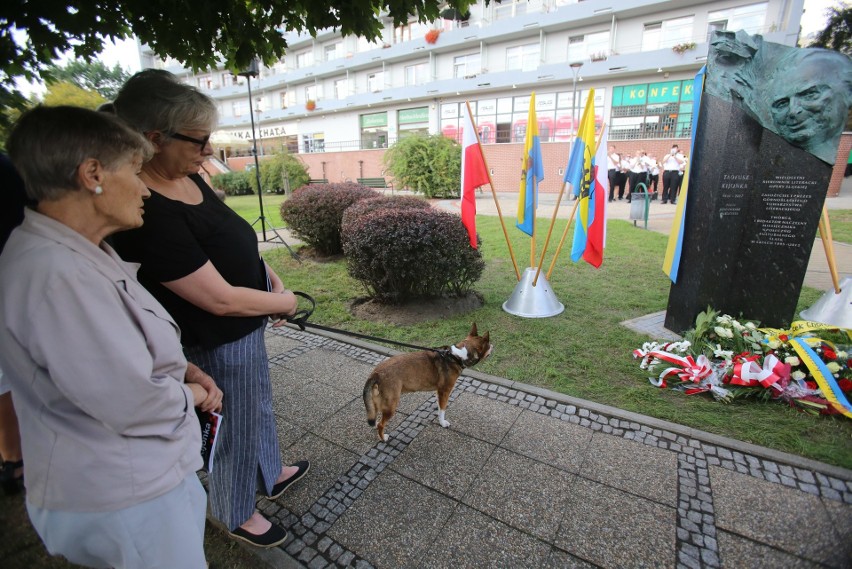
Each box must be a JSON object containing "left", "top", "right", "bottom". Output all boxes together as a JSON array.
[
  {"left": 827, "top": 209, "right": 852, "bottom": 244},
  {"left": 261, "top": 215, "right": 851, "bottom": 470}
]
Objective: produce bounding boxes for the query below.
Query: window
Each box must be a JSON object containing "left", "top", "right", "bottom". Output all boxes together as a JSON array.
[
  {"left": 395, "top": 19, "right": 430, "bottom": 43},
  {"left": 494, "top": 0, "right": 527, "bottom": 20},
  {"left": 567, "top": 31, "right": 610, "bottom": 61},
  {"left": 453, "top": 53, "right": 481, "bottom": 78},
  {"left": 334, "top": 78, "right": 349, "bottom": 100},
  {"left": 610, "top": 80, "right": 694, "bottom": 140},
  {"left": 303, "top": 132, "right": 325, "bottom": 153},
  {"left": 278, "top": 90, "right": 289, "bottom": 109},
  {"left": 368, "top": 71, "right": 385, "bottom": 93},
  {"left": 506, "top": 43, "right": 540, "bottom": 72},
  {"left": 232, "top": 100, "right": 249, "bottom": 117},
  {"left": 405, "top": 62, "right": 429, "bottom": 86},
  {"left": 642, "top": 16, "right": 694, "bottom": 50},
  {"left": 305, "top": 85, "right": 318, "bottom": 102},
  {"left": 708, "top": 3, "right": 767, "bottom": 39},
  {"left": 295, "top": 51, "right": 314, "bottom": 69},
  {"left": 324, "top": 42, "right": 342, "bottom": 62}
]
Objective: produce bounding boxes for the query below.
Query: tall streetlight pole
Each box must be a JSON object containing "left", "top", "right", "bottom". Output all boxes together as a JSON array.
[{"left": 569, "top": 61, "right": 584, "bottom": 145}]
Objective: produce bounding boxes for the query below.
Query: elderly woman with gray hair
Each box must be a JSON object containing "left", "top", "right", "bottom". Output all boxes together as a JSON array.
[
  {"left": 112, "top": 69, "right": 310, "bottom": 548},
  {"left": 0, "top": 105, "right": 223, "bottom": 568}
]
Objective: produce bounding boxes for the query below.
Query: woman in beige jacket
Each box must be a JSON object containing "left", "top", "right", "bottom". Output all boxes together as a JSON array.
[{"left": 0, "top": 106, "right": 222, "bottom": 568}]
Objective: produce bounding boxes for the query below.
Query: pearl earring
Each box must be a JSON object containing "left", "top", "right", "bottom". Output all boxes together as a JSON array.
[{"left": 94, "top": 186, "right": 103, "bottom": 195}]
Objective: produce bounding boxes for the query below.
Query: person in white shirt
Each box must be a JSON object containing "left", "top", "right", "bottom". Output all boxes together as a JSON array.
[
  {"left": 647, "top": 156, "right": 660, "bottom": 199},
  {"left": 661, "top": 144, "right": 686, "bottom": 204},
  {"left": 607, "top": 144, "right": 621, "bottom": 202},
  {"left": 626, "top": 149, "right": 649, "bottom": 203}
]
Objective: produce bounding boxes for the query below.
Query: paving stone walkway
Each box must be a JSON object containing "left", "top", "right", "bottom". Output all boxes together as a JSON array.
[{"left": 231, "top": 325, "right": 852, "bottom": 569}]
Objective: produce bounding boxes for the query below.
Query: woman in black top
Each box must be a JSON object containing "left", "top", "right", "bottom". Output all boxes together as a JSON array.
[{"left": 113, "top": 70, "right": 310, "bottom": 548}]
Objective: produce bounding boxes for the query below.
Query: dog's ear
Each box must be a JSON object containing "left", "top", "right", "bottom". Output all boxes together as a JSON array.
[
  {"left": 483, "top": 331, "right": 490, "bottom": 344},
  {"left": 470, "top": 322, "right": 478, "bottom": 337}
]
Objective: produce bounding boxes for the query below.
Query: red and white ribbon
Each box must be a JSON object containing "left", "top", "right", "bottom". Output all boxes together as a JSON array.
[{"left": 729, "top": 354, "right": 789, "bottom": 391}]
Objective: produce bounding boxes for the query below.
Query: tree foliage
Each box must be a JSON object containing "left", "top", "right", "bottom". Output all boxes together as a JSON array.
[
  {"left": 44, "top": 60, "right": 131, "bottom": 100},
  {"left": 807, "top": 3, "right": 852, "bottom": 54},
  {"left": 247, "top": 151, "right": 310, "bottom": 195},
  {"left": 42, "top": 81, "right": 107, "bottom": 109},
  {"left": 1, "top": 0, "right": 480, "bottom": 125},
  {"left": 383, "top": 133, "right": 462, "bottom": 198}
]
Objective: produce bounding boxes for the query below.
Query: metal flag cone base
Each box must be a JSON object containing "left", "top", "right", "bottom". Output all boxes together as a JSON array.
[
  {"left": 502, "top": 267, "right": 565, "bottom": 318},
  {"left": 799, "top": 276, "right": 852, "bottom": 329}
]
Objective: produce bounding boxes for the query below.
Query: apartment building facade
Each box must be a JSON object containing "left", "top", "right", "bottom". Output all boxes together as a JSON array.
[{"left": 144, "top": 0, "right": 814, "bottom": 193}]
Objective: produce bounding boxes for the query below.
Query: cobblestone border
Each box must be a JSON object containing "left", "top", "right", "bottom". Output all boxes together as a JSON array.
[{"left": 256, "top": 327, "right": 852, "bottom": 568}]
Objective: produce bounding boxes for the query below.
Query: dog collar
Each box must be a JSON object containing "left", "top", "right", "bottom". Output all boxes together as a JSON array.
[{"left": 437, "top": 348, "right": 465, "bottom": 368}]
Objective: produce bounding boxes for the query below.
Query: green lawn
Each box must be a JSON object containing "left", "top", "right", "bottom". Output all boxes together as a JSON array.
[
  {"left": 226, "top": 200, "right": 852, "bottom": 470},
  {"left": 827, "top": 209, "right": 852, "bottom": 244},
  {"left": 225, "top": 193, "right": 288, "bottom": 230}
]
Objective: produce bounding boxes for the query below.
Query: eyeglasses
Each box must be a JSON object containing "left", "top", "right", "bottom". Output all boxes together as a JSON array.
[{"left": 170, "top": 132, "right": 211, "bottom": 150}]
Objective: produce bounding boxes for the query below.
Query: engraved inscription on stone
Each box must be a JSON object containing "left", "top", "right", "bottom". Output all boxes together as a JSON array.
[{"left": 750, "top": 175, "right": 815, "bottom": 248}]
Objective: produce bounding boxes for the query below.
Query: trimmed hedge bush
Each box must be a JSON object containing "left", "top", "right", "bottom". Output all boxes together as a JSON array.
[
  {"left": 341, "top": 195, "right": 432, "bottom": 234},
  {"left": 280, "top": 183, "right": 378, "bottom": 255},
  {"left": 342, "top": 207, "right": 484, "bottom": 303},
  {"left": 210, "top": 171, "right": 252, "bottom": 196}
]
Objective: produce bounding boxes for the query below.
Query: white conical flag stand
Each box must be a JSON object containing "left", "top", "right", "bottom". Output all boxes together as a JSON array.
[{"left": 502, "top": 267, "right": 564, "bottom": 318}]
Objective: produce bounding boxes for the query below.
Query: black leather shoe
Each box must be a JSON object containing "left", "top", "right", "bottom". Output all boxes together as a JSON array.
[
  {"left": 228, "top": 524, "right": 288, "bottom": 548},
  {"left": 0, "top": 460, "right": 23, "bottom": 496},
  {"left": 268, "top": 460, "right": 310, "bottom": 499}
]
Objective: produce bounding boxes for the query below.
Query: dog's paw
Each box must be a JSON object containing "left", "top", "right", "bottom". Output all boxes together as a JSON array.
[
  {"left": 439, "top": 419, "right": 450, "bottom": 428},
  {"left": 382, "top": 434, "right": 389, "bottom": 442}
]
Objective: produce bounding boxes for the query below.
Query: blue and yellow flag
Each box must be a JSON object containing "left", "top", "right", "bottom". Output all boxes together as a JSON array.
[
  {"left": 516, "top": 93, "right": 544, "bottom": 236},
  {"left": 663, "top": 67, "right": 705, "bottom": 282},
  {"left": 565, "top": 89, "right": 597, "bottom": 262}
]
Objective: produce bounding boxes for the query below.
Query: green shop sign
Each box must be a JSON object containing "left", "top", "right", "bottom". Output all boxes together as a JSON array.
[
  {"left": 613, "top": 80, "right": 694, "bottom": 106},
  {"left": 360, "top": 112, "right": 388, "bottom": 128},
  {"left": 398, "top": 107, "right": 429, "bottom": 124}
]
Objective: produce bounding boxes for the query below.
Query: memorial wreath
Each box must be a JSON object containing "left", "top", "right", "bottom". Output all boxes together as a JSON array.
[{"left": 633, "top": 308, "right": 852, "bottom": 417}]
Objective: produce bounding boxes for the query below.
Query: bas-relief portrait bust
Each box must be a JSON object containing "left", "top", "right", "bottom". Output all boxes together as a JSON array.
[{"left": 706, "top": 30, "right": 852, "bottom": 165}]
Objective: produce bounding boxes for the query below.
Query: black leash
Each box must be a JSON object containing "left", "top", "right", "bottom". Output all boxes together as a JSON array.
[{"left": 285, "top": 292, "right": 446, "bottom": 355}]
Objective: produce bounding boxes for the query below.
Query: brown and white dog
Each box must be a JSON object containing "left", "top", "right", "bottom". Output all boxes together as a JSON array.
[{"left": 363, "top": 323, "right": 493, "bottom": 441}]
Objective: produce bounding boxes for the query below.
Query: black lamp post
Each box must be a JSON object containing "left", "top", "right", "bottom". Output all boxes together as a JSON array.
[
  {"left": 238, "top": 60, "right": 300, "bottom": 260},
  {"left": 238, "top": 60, "right": 267, "bottom": 240}
]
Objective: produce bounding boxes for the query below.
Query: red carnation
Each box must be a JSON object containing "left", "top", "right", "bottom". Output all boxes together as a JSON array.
[
  {"left": 822, "top": 346, "right": 837, "bottom": 360},
  {"left": 838, "top": 379, "right": 852, "bottom": 393},
  {"left": 805, "top": 381, "right": 818, "bottom": 390}
]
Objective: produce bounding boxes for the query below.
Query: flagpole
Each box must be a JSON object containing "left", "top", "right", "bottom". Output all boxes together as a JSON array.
[
  {"left": 818, "top": 206, "right": 841, "bottom": 293},
  {"left": 545, "top": 123, "right": 608, "bottom": 281},
  {"left": 466, "top": 101, "right": 522, "bottom": 281},
  {"left": 546, "top": 199, "right": 580, "bottom": 281},
  {"left": 533, "top": 181, "right": 569, "bottom": 286}
]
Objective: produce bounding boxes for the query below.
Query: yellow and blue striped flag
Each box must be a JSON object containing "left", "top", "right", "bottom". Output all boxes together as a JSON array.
[{"left": 516, "top": 93, "right": 544, "bottom": 236}]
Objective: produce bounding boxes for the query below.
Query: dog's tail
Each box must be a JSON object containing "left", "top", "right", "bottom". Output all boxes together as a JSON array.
[{"left": 363, "top": 374, "right": 379, "bottom": 427}]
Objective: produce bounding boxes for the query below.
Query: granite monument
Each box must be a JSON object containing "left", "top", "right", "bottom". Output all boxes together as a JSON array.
[{"left": 665, "top": 32, "right": 852, "bottom": 332}]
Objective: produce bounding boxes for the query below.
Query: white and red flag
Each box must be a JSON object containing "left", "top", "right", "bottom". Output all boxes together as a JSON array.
[{"left": 460, "top": 103, "right": 489, "bottom": 248}]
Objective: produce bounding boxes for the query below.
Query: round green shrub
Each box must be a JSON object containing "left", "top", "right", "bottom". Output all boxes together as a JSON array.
[
  {"left": 280, "top": 183, "right": 378, "bottom": 255},
  {"left": 383, "top": 134, "right": 461, "bottom": 198},
  {"left": 342, "top": 208, "right": 484, "bottom": 303},
  {"left": 248, "top": 151, "right": 310, "bottom": 194}
]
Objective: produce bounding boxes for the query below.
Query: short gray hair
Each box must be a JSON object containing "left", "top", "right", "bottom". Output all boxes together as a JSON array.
[
  {"left": 8, "top": 106, "right": 152, "bottom": 202},
  {"left": 113, "top": 69, "right": 218, "bottom": 135}
]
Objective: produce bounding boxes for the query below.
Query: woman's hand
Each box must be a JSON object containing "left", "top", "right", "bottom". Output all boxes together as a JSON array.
[
  {"left": 185, "top": 362, "right": 223, "bottom": 412},
  {"left": 270, "top": 289, "right": 298, "bottom": 327}
]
